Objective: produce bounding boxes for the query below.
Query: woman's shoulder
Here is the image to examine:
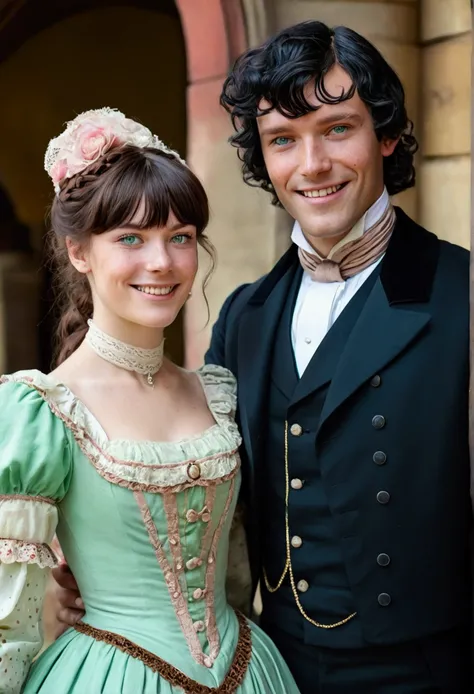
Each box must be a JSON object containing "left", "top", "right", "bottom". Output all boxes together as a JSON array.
[
  {"left": 0, "top": 369, "right": 54, "bottom": 408},
  {"left": 0, "top": 370, "right": 73, "bottom": 499},
  {"left": 0, "top": 369, "right": 76, "bottom": 415}
]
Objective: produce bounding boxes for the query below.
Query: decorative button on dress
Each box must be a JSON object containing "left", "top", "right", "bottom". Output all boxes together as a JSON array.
[{"left": 0, "top": 365, "right": 299, "bottom": 693}]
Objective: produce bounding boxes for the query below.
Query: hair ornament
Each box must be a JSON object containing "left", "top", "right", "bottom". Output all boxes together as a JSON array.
[{"left": 44, "top": 107, "right": 186, "bottom": 194}]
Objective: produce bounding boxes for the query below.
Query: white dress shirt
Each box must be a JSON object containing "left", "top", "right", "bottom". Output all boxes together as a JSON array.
[{"left": 291, "top": 188, "right": 389, "bottom": 376}]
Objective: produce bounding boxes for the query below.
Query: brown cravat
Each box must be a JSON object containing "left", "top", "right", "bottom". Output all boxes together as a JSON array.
[{"left": 298, "top": 202, "right": 396, "bottom": 282}]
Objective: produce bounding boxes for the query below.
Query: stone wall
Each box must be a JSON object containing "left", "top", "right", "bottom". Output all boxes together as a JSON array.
[{"left": 419, "top": 0, "right": 471, "bottom": 248}]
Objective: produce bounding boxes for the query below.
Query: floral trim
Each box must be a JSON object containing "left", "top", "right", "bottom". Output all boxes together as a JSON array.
[
  {"left": 0, "top": 539, "right": 57, "bottom": 568},
  {"left": 74, "top": 610, "right": 252, "bottom": 693},
  {"left": 0, "top": 371, "right": 241, "bottom": 494}
]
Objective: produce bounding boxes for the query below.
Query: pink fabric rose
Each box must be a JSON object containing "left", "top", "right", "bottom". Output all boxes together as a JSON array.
[
  {"left": 44, "top": 107, "right": 185, "bottom": 192},
  {"left": 75, "top": 123, "right": 119, "bottom": 162}
]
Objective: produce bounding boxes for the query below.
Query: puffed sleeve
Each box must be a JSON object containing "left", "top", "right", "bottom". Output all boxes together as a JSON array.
[{"left": 0, "top": 379, "right": 73, "bottom": 693}]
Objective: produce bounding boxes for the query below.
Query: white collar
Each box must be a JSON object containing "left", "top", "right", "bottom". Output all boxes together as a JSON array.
[{"left": 291, "top": 187, "right": 390, "bottom": 258}]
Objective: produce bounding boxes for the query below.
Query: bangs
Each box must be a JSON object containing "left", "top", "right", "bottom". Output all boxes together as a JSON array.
[{"left": 89, "top": 148, "right": 209, "bottom": 235}]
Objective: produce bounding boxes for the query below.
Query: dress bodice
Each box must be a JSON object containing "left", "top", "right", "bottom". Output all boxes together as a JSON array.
[{"left": 0, "top": 365, "right": 243, "bottom": 680}]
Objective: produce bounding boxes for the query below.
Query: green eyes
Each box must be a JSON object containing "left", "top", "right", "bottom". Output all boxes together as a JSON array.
[
  {"left": 332, "top": 125, "right": 348, "bottom": 135},
  {"left": 171, "top": 234, "right": 190, "bottom": 245},
  {"left": 120, "top": 235, "right": 140, "bottom": 246},
  {"left": 271, "top": 125, "right": 349, "bottom": 147},
  {"left": 118, "top": 233, "right": 192, "bottom": 246}
]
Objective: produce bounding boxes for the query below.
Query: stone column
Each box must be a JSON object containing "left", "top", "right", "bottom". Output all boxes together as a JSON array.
[
  {"left": 273, "top": 0, "right": 420, "bottom": 219},
  {"left": 419, "top": 0, "right": 471, "bottom": 247}
]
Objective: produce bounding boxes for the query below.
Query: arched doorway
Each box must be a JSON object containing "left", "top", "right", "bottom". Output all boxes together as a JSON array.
[
  {"left": 0, "top": 1, "right": 186, "bottom": 370},
  {"left": 0, "top": 0, "right": 248, "bottom": 372}
]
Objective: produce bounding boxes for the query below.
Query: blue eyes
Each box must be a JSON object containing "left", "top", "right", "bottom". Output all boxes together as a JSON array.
[
  {"left": 273, "top": 136, "right": 291, "bottom": 146},
  {"left": 332, "top": 125, "right": 348, "bottom": 135}
]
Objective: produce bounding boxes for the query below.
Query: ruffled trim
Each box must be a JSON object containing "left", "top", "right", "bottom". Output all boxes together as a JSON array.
[
  {"left": 0, "top": 539, "right": 58, "bottom": 568},
  {"left": 1, "top": 365, "right": 242, "bottom": 494},
  {"left": 196, "top": 364, "right": 237, "bottom": 418}
]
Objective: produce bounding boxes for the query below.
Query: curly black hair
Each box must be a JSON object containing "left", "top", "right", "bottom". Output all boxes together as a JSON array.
[{"left": 220, "top": 21, "right": 418, "bottom": 206}]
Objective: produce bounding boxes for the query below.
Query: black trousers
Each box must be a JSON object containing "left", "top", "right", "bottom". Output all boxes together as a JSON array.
[{"left": 262, "top": 621, "right": 472, "bottom": 694}]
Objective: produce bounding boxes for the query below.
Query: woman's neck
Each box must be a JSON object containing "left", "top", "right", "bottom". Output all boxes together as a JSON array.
[{"left": 90, "top": 313, "right": 164, "bottom": 350}]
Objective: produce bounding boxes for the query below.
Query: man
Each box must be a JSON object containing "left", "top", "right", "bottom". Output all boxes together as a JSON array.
[{"left": 55, "top": 21, "right": 471, "bottom": 693}]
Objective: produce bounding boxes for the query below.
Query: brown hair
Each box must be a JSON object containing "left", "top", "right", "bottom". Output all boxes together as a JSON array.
[{"left": 48, "top": 144, "right": 213, "bottom": 365}]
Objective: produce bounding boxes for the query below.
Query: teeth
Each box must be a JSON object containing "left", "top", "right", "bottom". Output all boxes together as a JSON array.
[
  {"left": 302, "top": 185, "right": 342, "bottom": 198},
  {"left": 136, "top": 286, "right": 174, "bottom": 296}
]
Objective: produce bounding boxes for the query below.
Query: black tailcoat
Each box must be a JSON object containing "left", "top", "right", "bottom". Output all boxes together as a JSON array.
[{"left": 205, "top": 209, "right": 472, "bottom": 646}]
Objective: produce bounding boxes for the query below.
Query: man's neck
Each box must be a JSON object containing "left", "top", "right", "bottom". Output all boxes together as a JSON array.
[{"left": 292, "top": 187, "right": 389, "bottom": 258}]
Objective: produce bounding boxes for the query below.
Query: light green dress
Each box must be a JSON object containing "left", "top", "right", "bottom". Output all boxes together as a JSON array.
[{"left": 0, "top": 365, "right": 299, "bottom": 693}]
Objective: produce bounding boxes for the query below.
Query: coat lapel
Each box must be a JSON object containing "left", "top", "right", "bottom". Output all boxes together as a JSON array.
[
  {"left": 318, "top": 208, "right": 439, "bottom": 433},
  {"left": 290, "top": 263, "right": 380, "bottom": 407},
  {"left": 270, "top": 267, "right": 301, "bottom": 400},
  {"left": 237, "top": 246, "right": 300, "bottom": 467}
]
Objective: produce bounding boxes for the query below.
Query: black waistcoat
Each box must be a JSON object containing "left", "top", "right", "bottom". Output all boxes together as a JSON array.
[{"left": 261, "top": 265, "right": 380, "bottom": 648}]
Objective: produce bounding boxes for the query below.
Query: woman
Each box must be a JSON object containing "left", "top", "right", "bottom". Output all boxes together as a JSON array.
[{"left": 0, "top": 108, "right": 299, "bottom": 693}]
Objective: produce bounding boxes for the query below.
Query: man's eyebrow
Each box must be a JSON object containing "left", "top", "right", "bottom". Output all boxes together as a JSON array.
[
  {"left": 258, "top": 125, "right": 293, "bottom": 138},
  {"left": 259, "top": 111, "right": 362, "bottom": 138},
  {"left": 315, "top": 111, "right": 362, "bottom": 127}
]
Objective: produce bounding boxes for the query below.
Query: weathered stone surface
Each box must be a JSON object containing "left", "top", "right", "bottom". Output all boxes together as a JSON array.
[
  {"left": 184, "top": 78, "right": 277, "bottom": 367},
  {"left": 421, "top": 0, "right": 471, "bottom": 42},
  {"left": 393, "top": 187, "right": 417, "bottom": 222},
  {"left": 421, "top": 35, "right": 471, "bottom": 157},
  {"left": 419, "top": 156, "right": 470, "bottom": 249},
  {"left": 276, "top": 1, "right": 418, "bottom": 42}
]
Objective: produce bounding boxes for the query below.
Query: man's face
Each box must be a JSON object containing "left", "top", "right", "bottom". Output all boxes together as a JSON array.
[{"left": 257, "top": 65, "right": 397, "bottom": 255}]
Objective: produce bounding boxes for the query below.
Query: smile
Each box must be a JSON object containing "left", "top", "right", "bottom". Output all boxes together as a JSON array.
[
  {"left": 133, "top": 285, "right": 176, "bottom": 296},
  {"left": 298, "top": 183, "right": 346, "bottom": 198}
]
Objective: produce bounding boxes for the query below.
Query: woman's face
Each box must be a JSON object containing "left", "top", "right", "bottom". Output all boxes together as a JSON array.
[{"left": 68, "top": 207, "right": 198, "bottom": 343}]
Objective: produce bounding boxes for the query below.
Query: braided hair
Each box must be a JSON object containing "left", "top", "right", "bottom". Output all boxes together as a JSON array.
[{"left": 49, "top": 144, "right": 211, "bottom": 365}]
